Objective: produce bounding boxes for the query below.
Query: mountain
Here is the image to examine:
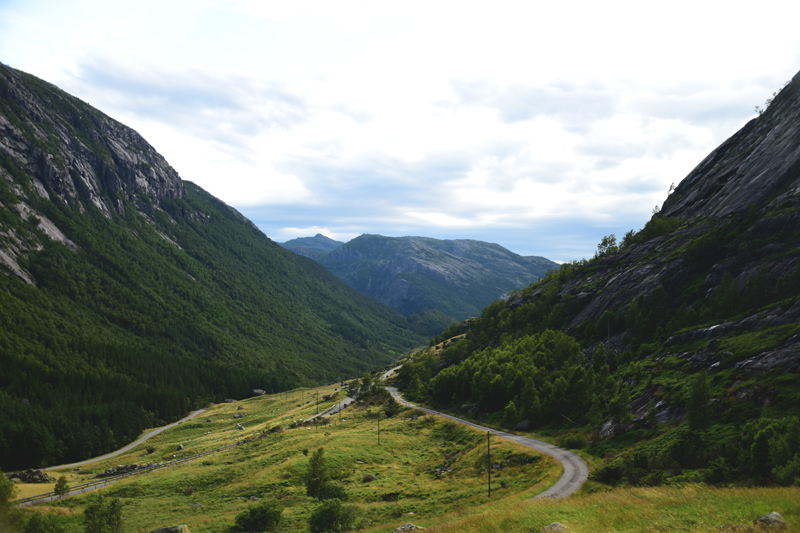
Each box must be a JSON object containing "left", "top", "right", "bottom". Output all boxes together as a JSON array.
[
  {"left": 0, "top": 63, "right": 425, "bottom": 470},
  {"left": 279, "top": 233, "right": 344, "bottom": 259},
  {"left": 310, "top": 234, "right": 557, "bottom": 324},
  {"left": 400, "top": 70, "right": 800, "bottom": 487}
]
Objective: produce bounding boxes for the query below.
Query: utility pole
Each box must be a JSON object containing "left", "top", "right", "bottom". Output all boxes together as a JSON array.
[
  {"left": 316, "top": 390, "right": 319, "bottom": 415},
  {"left": 487, "top": 431, "right": 491, "bottom": 498}
]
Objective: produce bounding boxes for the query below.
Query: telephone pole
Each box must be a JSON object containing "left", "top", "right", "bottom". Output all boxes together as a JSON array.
[{"left": 487, "top": 431, "right": 491, "bottom": 498}]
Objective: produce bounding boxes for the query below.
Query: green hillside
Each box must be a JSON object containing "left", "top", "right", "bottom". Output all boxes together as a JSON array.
[
  {"left": 400, "top": 72, "right": 800, "bottom": 488},
  {"left": 316, "top": 234, "right": 557, "bottom": 323},
  {"left": 0, "top": 63, "right": 425, "bottom": 471}
]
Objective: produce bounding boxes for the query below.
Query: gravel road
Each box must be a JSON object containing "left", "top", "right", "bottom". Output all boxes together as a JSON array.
[
  {"left": 386, "top": 386, "right": 588, "bottom": 499},
  {"left": 43, "top": 408, "right": 207, "bottom": 471}
]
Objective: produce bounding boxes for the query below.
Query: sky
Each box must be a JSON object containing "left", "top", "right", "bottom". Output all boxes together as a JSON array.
[{"left": 1, "top": 1, "right": 799, "bottom": 261}]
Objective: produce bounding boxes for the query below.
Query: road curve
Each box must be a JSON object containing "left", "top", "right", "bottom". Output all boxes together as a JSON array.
[
  {"left": 386, "top": 387, "right": 589, "bottom": 499},
  {"left": 43, "top": 408, "right": 207, "bottom": 471}
]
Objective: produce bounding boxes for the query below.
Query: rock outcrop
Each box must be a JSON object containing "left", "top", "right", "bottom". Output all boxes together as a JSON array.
[
  {"left": 10, "top": 469, "right": 54, "bottom": 483},
  {"left": 662, "top": 71, "right": 800, "bottom": 220}
]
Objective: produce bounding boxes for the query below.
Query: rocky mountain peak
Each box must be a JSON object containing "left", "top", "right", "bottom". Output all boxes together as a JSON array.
[
  {"left": 662, "top": 69, "right": 800, "bottom": 219},
  {"left": 0, "top": 63, "right": 184, "bottom": 216}
]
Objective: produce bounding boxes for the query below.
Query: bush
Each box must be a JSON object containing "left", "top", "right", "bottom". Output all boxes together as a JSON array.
[
  {"left": 54, "top": 476, "right": 69, "bottom": 497},
  {"left": 308, "top": 499, "right": 357, "bottom": 533},
  {"left": 319, "top": 481, "right": 348, "bottom": 501},
  {"left": 234, "top": 500, "right": 283, "bottom": 531},
  {"left": 234, "top": 500, "right": 283, "bottom": 532},
  {"left": 83, "top": 492, "right": 122, "bottom": 533},
  {"left": 23, "top": 513, "right": 65, "bottom": 533}
]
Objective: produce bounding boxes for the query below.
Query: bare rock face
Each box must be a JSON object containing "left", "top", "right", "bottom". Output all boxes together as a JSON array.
[
  {"left": 662, "top": 71, "right": 800, "bottom": 220},
  {"left": 0, "top": 63, "right": 184, "bottom": 212},
  {"left": 0, "top": 62, "right": 187, "bottom": 285}
]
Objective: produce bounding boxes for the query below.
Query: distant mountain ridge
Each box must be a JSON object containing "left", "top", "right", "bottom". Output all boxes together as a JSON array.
[
  {"left": 279, "top": 233, "right": 343, "bottom": 259},
  {"left": 283, "top": 233, "right": 557, "bottom": 322}
]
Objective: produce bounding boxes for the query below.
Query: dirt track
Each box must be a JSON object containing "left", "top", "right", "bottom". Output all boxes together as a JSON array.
[{"left": 386, "top": 386, "right": 589, "bottom": 499}]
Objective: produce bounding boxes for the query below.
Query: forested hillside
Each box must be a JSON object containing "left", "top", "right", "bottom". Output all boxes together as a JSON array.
[
  {"left": 400, "top": 70, "right": 800, "bottom": 487},
  {"left": 0, "top": 63, "right": 425, "bottom": 470}
]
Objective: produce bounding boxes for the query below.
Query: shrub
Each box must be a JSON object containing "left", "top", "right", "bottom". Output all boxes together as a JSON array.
[
  {"left": 234, "top": 500, "right": 283, "bottom": 532},
  {"left": 23, "top": 512, "right": 65, "bottom": 533},
  {"left": 54, "top": 476, "right": 69, "bottom": 497},
  {"left": 319, "top": 481, "right": 348, "bottom": 501},
  {"left": 308, "top": 498, "right": 357, "bottom": 533}
]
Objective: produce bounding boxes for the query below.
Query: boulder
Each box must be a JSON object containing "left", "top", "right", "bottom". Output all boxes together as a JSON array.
[
  {"left": 754, "top": 512, "right": 786, "bottom": 527},
  {"left": 12, "top": 470, "right": 55, "bottom": 483},
  {"left": 515, "top": 419, "right": 531, "bottom": 431},
  {"left": 544, "top": 524, "right": 567, "bottom": 532},
  {"left": 149, "top": 526, "right": 191, "bottom": 533},
  {"left": 392, "top": 524, "right": 424, "bottom": 532},
  {"left": 176, "top": 444, "right": 184, "bottom": 451},
  {"left": 362, "top": 474, "right": 377, "bottom": 482},
  {"left": 238, "top": 405, "right": 243, "bottom": 410}
]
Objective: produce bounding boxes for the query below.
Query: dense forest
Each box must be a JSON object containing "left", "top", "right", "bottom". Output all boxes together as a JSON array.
[{"left": 0, "top": 64, "right": 426, "bottom": 470}]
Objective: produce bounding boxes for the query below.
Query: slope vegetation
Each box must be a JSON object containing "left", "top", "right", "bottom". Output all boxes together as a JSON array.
[
  {"left": 0, "top": 63, "right": 425, "bottom": 470},
  {"left": 400, "top": 70, "right": 800, "bottom": 488}
]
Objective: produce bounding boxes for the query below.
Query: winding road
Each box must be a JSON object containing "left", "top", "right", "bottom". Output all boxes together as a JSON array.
[
  {"left": 43, "top": 408, "right": 207, "bottom": 471},
  {"left": 385, "top": 385, "right": 589, "bottom": 499}
]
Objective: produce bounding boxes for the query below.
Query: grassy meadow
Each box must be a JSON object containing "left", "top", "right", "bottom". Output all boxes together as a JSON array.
[{"left": 16, "top": 384, "right": 558, "bottom": 532}]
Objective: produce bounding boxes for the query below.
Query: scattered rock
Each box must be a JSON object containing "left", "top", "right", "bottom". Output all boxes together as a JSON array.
[
  {"left": 356, "top": 461, "right": 365, "bottom": 464},
  {"left": 149, "top": 525, "right": 191, "bottom": 533},
  {"left": 362, "top": 474, "right": 377, "bottom": 482},
  {"left": 251, "top": 389, "right": 266, "bottom": 396},
  {"left": 249, "top": 496, "right": 260, "bottom": 501},
  {"left": 233, "top": 414, "right": 244, "bottom": 419},
  {"left": 190, "top": 503, "right": 201, "bottom": 509},
  {"left": 238, "top": 405, "right": 244, "bottom": 410},
  {"left": 176, "top": 444, "right": 184, "bottom": 451},
  {"left": 10, "top": 470, "right": 55, "bottom": 484},
  {"left": 235, "top": 424, "right": 244, "bottom": 430},
  {"left": 392, "top": 524, "right": 424, "bottom": 533},
  {"left": 754, "top": 512, "right": 786, "bottom": 527},
  {"left": 544, "top": 523, "right": 567, "bottom": 532},
  {"left": 205, "top": 418, "right": 211, "bottom": 423}
]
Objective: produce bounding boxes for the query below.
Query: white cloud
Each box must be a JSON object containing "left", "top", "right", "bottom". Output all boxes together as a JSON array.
[{"left": 1, "top": 0, "right": 800, "bottom": 259}]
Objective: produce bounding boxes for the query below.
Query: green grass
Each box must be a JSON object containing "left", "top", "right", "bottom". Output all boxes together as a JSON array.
[{"left": 19, "top": 386, "right": 559, "bottom": 532}]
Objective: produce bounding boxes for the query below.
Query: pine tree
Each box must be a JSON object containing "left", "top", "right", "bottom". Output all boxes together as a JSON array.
[{"left": 305, "top": 448, "right": 330, "bottom": 500}]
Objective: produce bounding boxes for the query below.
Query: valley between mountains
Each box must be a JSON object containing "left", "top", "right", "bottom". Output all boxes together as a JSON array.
[{"left": 2, "top": 61, "right": 800, "bottom": 533}]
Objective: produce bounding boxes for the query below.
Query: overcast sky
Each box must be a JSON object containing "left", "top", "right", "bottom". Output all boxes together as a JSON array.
[{"left": 2, "top": 0, "right": 799, "bottom": 261}]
